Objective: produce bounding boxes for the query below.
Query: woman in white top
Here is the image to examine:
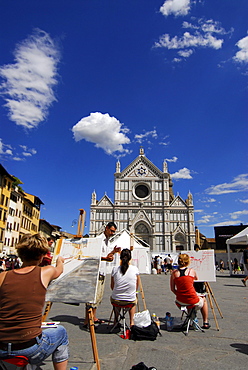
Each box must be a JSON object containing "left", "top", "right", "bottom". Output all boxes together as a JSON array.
[{"left": 110, "top": 249, "right": 140, "bottom": 326}]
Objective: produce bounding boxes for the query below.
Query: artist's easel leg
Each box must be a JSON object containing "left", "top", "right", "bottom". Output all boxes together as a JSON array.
[
  {"left": 42, "top": 302, "right": 53, "bottom": 321},
  {"left": 137, "top": 294, "right": 140, "bottom": 312},
  {"left": 205, "top": 282, "right": 223, "bottom": 318},
  {"left": 87, "top": 305, "right": 100, "bottom": 370},
  {"left": 205, "top": 283, "right": 222, "bottom": 331},
  {"left": 138, "top": 277, "right": 147, "bottom": 311}
]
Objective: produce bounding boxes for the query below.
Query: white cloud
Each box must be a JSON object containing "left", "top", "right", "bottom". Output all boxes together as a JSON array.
[
  {"left": 212, "top": 220, "right": 242, "bottom": 227},
  {"left": 178, "top": 49, "right": 193, "bottom": 58},
  {"left": 165, "top": 156, "right": 178, "bottom": 162},
  {"left": 206, "top": 174, "right": 248, "bottom": 195},
  {"left": 154, "top": 18, "right": 232, "bottom": 62},
  {"left": 194, "top": 209, "right": 204, "bottom": 213},
  {"left": 173, "top": 57, "right": 182, "bottom": 63},
  {"left": 239, "top": 199, "right": 248, "bottom": 204},
  {"left": 20, "top": 145, "right": 37, "bottom": 157},
  {"left": 183, "top": 19, "right": 232, "bottom": 36},
  {"left": 0, "top": 138, "right": 13, "bottom": 156},
  {"left": 0, "top": 29, "right": 60, "bottom": 129},
  {"left": 197, "top": 215, "right": 213, "bottom": 224},
  {"left": 155, "top": 31, "right": 223, "bottom": 50},
  {"left": 135, "top": 130, "right": 158, "bottom": 143},
  {"left": 233, "top": 35, "right": 248, "bottom": 63},
  {"left": 160, "top": 0, "right": 191, "bottom": 17},
  {"left": 72, "top": 112, "right": 131, "bottom": 155},
  {"left": 199, "top": 197, "right": 216, "bottom": 203},
  {"left": 0, "top": 139, "right": 38, "bottom": 161},
  {"left": 171, "top": 167, "right": 192, "bottom": 180},
  {"left": 22, "top": 152, "right": 32, "bottom": 157},
  {"left": 230, "top": 210, "right": 248, "bottom": 220}
]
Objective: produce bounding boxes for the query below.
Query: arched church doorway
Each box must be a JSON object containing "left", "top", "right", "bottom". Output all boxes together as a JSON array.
[
  {"left": 135, "top": 222, "right": 150, "bottom": 245},
  {"left": 174, "top": 232, "right": 186, "bottom": 250}
]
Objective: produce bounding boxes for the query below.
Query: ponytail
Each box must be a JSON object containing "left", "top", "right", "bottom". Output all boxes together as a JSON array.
[{"left": 120, "top": 248, "right": 131, "bottom": 275}]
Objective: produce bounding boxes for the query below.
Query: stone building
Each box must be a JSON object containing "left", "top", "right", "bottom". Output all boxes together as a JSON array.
[{"left": 89, "top": 148, "right": 195, "bottom": 252}]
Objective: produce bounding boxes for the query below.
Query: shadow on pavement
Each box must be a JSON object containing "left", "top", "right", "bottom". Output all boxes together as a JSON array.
[
  {"left": 230, "top": 343, "right": 248, "bottom": 355},
  {"left": 223, "top": 284, "right": 246, "bottom": 287},
  {"left": 50, "top": 314, "right": 85, "bottom": 329}
]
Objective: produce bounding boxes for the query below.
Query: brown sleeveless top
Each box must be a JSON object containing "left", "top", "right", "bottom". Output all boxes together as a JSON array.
[{"left": 0, "top": 266, "right": 46, "bottom": 342}]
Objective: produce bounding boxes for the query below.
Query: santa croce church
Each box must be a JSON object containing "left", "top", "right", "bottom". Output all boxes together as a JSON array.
[{"left": 89, "top": 148, "right": 195, "bottom": 252}]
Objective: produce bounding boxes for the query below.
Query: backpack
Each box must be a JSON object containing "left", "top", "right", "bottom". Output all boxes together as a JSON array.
[
  {"left": 130, "top": 362, "right": 157, "bottom": 370},
  {"left": 130, "top": 321, "right": 160, "bottom": 341}
]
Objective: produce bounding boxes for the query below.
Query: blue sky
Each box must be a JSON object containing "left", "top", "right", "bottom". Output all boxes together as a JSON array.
[{"left": 0, "top": 0, "right": 247, "bottom": 238}]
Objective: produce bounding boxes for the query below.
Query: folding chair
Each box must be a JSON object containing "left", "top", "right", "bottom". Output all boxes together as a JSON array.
[
  {"left": 176, "top": 302, "right": 205, "bottom": 336},
  {"left": 0, "top": 355, "right": 29, "bottom": 370},
  {"left": 109, "top": 303, "right": 135, "bottom": 337}
]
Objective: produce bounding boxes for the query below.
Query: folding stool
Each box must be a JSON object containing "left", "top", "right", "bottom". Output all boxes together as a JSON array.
[
  {"left": 109, "top": 303, "right": 134, "bottom": 337},
  {"left": 176, "top": 302, "right": 205, "bottom": 336},
  {"left": 0, "top": 356, "right": 29, "bottom": 370}
]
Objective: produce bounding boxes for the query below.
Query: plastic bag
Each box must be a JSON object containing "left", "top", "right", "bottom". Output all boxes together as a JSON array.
[{"left": 133, "top": 309, "right": 151, "bottom": 328}]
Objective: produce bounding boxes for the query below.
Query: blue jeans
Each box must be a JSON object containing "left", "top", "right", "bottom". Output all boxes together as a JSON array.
[{"left": 0, "top": 325, "right": 69, "bottom": 365}]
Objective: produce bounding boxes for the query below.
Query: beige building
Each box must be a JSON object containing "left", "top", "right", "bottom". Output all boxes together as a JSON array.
[
  {"left": 89, "top": 148, "right": 195, "bottom": 252},
  {"left": 4, "top": 186, "right": 23, "bottom": 252},
  {"left": 20, "top": 193, "right": 43, "bottom": 238},
  {"left": 0, "top": 165, "right": 14, "bottom": 252}
]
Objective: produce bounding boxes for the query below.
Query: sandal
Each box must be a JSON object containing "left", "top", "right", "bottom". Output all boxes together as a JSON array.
[
  {"left": 94, "top": 319, "right": 105, "bottom": 324},
  {"left": 202, "top": 322, "right": 211, "bottom": 329}
]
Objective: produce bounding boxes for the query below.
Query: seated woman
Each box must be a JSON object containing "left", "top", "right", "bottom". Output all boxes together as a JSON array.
[
  {"left": 110, "top": 248, "right": 140, "bottom": 327},
  {"left": 170, "top": 253, "right": 210, "bottom": 329},
  {"left": 0, "top": 233, "right": 69, "bottom": 369}
]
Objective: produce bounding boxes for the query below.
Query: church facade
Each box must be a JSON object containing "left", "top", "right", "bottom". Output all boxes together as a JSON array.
[{"left": 89, "top": 148, "right": 195, "bottom": 252}]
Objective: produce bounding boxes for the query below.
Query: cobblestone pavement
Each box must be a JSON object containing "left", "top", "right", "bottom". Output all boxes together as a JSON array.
[{"left": 38, "top": 270, "right": 248, "bottom": 370}]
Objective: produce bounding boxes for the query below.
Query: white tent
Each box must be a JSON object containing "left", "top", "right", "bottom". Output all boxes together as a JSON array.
[
  {"left": 106, "top": 229, "right": 151, "bottom": 274},
  {"left": 226, "top": 227, "right": 248, "bottom": 275}
]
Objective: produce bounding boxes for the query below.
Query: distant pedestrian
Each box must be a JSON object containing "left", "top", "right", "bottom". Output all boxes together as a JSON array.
[
  {"left": 157, "top": 256, "right": 162, "bottom": 274},
  {"left": 233, "top": 258, "right": 239, "bottom": 274},
  {"left": 166, "top": 254, "right": 173, "bottom": 274},
  {"left": 0, "top": 259, "right": 5, "bottom": 273},
  {"left": 219, "top": 259, "right": 224, "bottom": 272},
  {"left": 241, "top": 246, "right": 248, "bottom": 286}
]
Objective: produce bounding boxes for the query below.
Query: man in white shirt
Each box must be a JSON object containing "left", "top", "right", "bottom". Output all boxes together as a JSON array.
[{"left": 84, "top": 222, "right": 120, "bottom": 325}]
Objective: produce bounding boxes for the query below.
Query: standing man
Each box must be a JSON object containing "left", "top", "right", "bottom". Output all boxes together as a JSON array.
[{"left": 84, "top": 222, "right": 120, "bottom": 326}]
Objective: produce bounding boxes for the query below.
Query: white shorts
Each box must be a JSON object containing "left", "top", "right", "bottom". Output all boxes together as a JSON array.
[{"left": 176, "top": 296, "right": 204, "bottom": 310}]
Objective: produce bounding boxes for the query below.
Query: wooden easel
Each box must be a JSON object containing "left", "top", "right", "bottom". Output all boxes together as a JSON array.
[
  {"left": 205, "top": 282, "right": 223, "bottom": 331},
  {"left": 42, "top": 302, "right": 100, "bottom": 370},
  {"left": 86, "top": 304, "right": 100, "bottom": 370},
  {"left": 137, "top": 276, "right": 147, "bottom": 311}
]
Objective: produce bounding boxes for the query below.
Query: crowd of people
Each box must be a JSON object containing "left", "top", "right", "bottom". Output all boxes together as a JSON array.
[
  {"left": 152, "top": 254, "right": 173, "bottom": 274},
  {"left": 0, "top": 254, "right": 21, "bottom": 272},
  {"left": 0, "top": 237, "right": 54, "bottom": 273}
]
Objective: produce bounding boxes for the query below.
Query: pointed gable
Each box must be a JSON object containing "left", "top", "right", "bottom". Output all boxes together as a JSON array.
[
  {"left": 131, "top": 209, "right": 153, "bottom": 229},
  {"left": 170, "top": 195, "right": 187, "bottom": 208},
  {"left": 96, "top": 194, "right": 114, "bottom": 208},
  {"left": 118, "top": 155, "right": 165, "bottom": 179}
]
